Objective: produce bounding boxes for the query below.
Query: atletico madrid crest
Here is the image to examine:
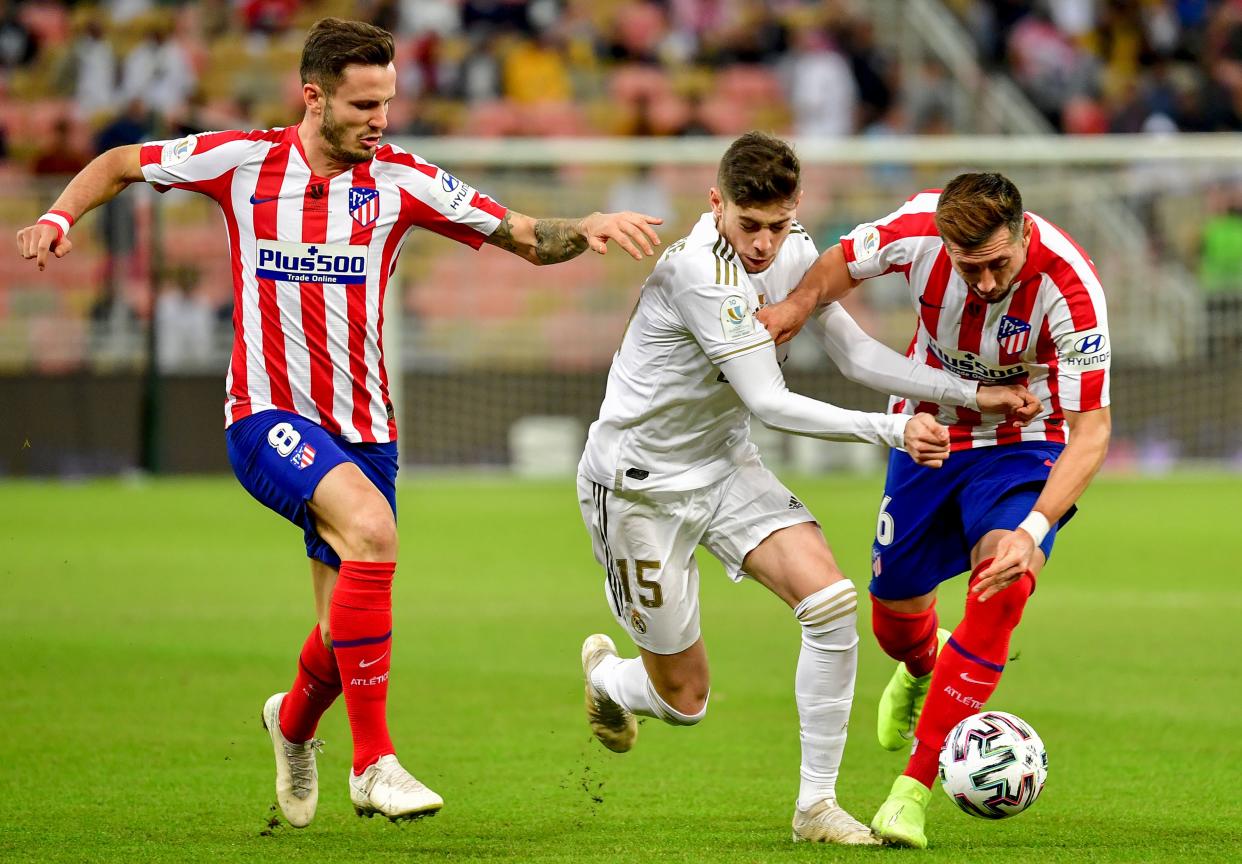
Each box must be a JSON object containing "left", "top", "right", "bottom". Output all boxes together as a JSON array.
[
  {"left": 348, "top": 187, "right": 379, "bottom": 227},
  {"left": 291, "top": 442, "right": 317, "bottom": 470},
  {"left": 997, "top": 315, "right": 1031, "bottom": 355}
]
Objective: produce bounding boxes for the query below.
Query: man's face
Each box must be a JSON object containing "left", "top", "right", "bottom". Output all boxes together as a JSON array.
[
  {"left": 313, "top": 63, "right": 395, "bottom": 164},
  {"left": 710, "top": 188, "right": 800, "bottom": 274},
  {"left": 944, "top": 220, "right": 1032, "bottom": 303}
]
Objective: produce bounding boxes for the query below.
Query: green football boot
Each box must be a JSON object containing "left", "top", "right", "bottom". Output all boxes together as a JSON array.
[
  {"left": 877, "top": 627, "right": 950, "bottom": 751},
  {"left": 870, "top": 774, "right": 933, "bottom": 849}
]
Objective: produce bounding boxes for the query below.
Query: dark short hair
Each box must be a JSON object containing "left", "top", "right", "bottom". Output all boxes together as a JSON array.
[
  {"left": 717, "top": 131, "right": 800, "bottom": 207},
  {"left": 300, "top": 18, "right": 395, "bottom": 95},
  {"left": 934, "top": 172, "right": 1025, "bottom": 249}
]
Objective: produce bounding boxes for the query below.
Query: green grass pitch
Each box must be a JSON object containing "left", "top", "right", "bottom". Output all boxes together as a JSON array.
[{"left": 1, "top": 473, "right": 1239, "bottom": 863}]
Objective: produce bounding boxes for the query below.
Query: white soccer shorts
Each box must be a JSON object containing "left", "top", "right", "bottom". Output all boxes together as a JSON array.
[{"left": 576, "top": 454, "right": 817, "bottom": 655}]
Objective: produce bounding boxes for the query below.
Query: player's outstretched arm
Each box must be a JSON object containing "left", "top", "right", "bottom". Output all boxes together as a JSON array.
[
  {"left": 16, "top": 144, "right": 145, "bottom": 270},
  {"left": 973, "top": 406, "right": 1111, "bottom": 601},
  {"left": 718, "top": 345, "right": 950, "bottom": 466},
  {"left": 484, "top": 209, "right": 662, "bottom": 265},
  {"left": 756, "top": 244, "right": 859, "bottom": 344},
  {"left": 809, "top": 302, "right": 1042, "bottom": 422}
]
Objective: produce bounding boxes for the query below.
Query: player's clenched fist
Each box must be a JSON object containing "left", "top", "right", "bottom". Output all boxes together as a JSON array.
[
  {"left": 903, "top": 413, "right": 950, "bottom": 468},
  {"left": 976, "top": 384, "right": 1042, "bottom": 425},
  {"left": 16, "top": 221, "right": 73, "bottom": 271},
  {"left": 755, "top": 295, "right": 812, "bottom": 345}
]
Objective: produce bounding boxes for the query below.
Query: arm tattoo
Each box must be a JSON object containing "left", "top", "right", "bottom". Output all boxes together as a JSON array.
[
  {"left": 533, "top": 217, "right": 588, "bottom": 264},
  {"left": 487, "top": 211, "right": 523, "bottom": 254}
]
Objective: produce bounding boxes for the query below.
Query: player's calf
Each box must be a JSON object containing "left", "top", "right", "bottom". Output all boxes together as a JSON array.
[
  {"left": 902, "top": 561, "right": 1034, "bottom": 788},
  {"left": 871, "top": 594, "right": 945, "bottom": 750},
  {"left": 788, "top": 582, "right": 874, "bottom": 847},
  {"left": 792, "top": 581, "right": 859, "bottom": 810},
  {"left": 646, "top": 685, "right": 708, "bottom": 726}
]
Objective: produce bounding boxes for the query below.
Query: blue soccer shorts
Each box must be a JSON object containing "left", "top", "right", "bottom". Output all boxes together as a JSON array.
[
  {"left": 225, "top": 409, "right": 398, "bottom": 568},
  {"left": 869, "top": 441, "right": 1075, "bottom": 601}
]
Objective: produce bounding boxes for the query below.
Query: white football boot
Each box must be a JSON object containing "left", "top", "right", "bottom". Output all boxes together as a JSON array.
[
  {"left": 792, "top": 798, "right": 883, "bottom": 845},
  {"left": 261, "top": 692, "right": 322, "bottom": 828},
  {"left": 581, "top": 634, "right": 638, "bottom": 753},
  {"left": 349, "top": 754, "right": 444, "bottom": 821}
]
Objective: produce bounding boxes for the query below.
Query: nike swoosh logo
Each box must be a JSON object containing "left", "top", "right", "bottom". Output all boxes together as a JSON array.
[
  {"left": 918, "top": 295, "right": 943, "bottom": 309},
  {"left": 249, "top": 194, "right": 279, "bottom": 205},
  {"left": 1044, "top": 459, "right": 1056, "bottom": 468},
  {"left": 960, "top": 672, "right": 995, "bottom": 685},
  {"left": 358, "top": 651, "right": 388, "bottom": 668}
]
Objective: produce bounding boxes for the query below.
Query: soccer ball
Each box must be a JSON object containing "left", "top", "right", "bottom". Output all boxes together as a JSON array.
[{"left": 938, "top": 711, "right": 1048, "bottom": 819}]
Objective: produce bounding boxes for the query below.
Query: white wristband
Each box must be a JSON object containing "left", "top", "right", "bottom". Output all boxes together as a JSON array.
[
  {"left": 38, "top": 211, "right": 72, "bottom": 240},
  {"left": 1017, "top": 511, "right": 1050, "bottom": 546}
]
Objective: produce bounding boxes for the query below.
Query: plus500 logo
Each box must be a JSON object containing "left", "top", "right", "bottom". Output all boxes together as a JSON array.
[{"left": 255, "top": 240, "right": 368, "bottom": 285}]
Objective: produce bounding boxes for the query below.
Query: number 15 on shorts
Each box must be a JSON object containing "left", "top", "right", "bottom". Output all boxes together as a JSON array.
[{"left": 616, "top": 559, "right": 664, "bottom": 608}]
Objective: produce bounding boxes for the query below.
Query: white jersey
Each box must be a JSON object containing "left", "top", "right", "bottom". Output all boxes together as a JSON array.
[{"left": 581, "top": 214, "right": 822, "bottom": 492}]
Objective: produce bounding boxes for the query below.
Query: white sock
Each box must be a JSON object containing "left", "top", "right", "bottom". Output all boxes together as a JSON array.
[
  {"left": 793, "top": 581, "right": 859, "bottom": 810},
  {"left": 591, "top": 655, "right": 661, "bottom": 718}
]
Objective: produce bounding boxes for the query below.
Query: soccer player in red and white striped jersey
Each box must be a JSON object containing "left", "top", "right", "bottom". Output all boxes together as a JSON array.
[
  {"left": 758, "top": 173, "right": 1111, "bottom": 848},
  {"left": 16, "top": 17, "right": 661, "bottom": 828}
]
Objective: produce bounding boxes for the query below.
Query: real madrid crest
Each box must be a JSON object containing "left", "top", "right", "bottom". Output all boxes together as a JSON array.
[{"left": 630, "top": 609, "right": 647, "bottom": 635}]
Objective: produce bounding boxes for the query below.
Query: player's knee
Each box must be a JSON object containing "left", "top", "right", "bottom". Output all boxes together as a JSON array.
[
  {"left": 796, "top": 582, "right": 860, "bottom": 652},
  {"left": 345, "top": 507, "right": 397, "bottom": 560}
]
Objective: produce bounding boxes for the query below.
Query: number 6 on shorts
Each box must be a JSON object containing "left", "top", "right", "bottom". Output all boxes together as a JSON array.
[{"left": 876, "top": 495, "right": 895, "bottom": 546}]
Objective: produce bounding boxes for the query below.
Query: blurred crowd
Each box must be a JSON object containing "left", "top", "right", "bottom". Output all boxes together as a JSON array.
[
  {"left": 950, "top": 0, "right": 1242, "bottom": 133},
  {"left": 0, "top": 0, "right": 914, "bottom": 173},
  {"left": 0, "top": 0, "right": 1238, "bottom": 176}
]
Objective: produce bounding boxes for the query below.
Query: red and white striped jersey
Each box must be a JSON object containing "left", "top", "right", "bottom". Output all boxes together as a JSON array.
[
  {"left": 840, "top": 190, "right": 1110, "bottom": 451},
  {"left": 139, "top": 125, "right": 507, "bottom": 443}
]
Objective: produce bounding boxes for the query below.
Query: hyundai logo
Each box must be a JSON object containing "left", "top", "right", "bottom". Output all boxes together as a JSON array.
[{"left": 1074, "top": 333, "right": 1106, "bottom": 354}]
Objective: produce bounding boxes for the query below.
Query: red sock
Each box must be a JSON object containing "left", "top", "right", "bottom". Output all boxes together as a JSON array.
[
  {"left": 278, "top": 623, "right": 342, "bottom": 743},
  {"left": 330, "top": 560, "right": 396, "bottom": 774},
  {"left": 904, "top": 559, "right": 1035, "bottom": 787},
  {"left": 871, "top": 595, "right": 940, "bottom": 678}
]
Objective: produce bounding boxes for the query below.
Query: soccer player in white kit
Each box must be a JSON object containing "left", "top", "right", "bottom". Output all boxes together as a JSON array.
[
  {"left": 577, "top": 133, "right": 1039, "bottom": 844},
  {"left": 16, "top": 18, "right": 661, "bottom": 828}
]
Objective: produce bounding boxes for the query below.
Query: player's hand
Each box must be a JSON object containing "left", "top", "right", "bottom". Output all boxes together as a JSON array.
[
  {"left": 755, "top": 294, "right": 815, "bottom": 345},
  {"left": 580, "top": 211, "right": 663, "bottom": 259},
  {"left": 903, "top": 413, "right": 950, "bottom": 468},
  {"left": 16, "top": 222, "right": 73, "bottom": 270},
  {"left": 976, "top": 384, "right": 1041, "bottom": 425},
  {"left": 971, "top": 530, "right": 1037, "bottom": 602}
]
